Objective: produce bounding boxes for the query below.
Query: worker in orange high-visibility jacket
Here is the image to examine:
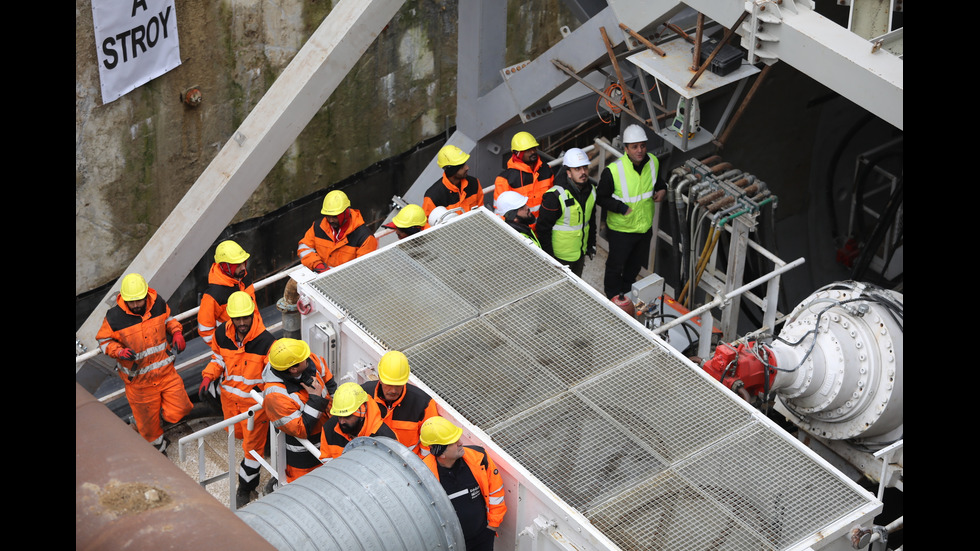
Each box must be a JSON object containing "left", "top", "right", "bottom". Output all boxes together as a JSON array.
[
  {"left": 298, "top": 190, "right": 378, "bottom": 273},
  {"left": 382, "top": 204, "right": 430, "bottom": 240},
  {"left": 361, "top": 351, "right": 438, "bottom": 457},
  {"left": 493, "top": 131, "right": 554, "bottom": 226},
  {"left": 96, "top": 273, "right": 192, "bottom": 454},
  {"left": 320, "top": 382, "right": 397, "bottom": 461},
  {"left": 420, "top": 416, "right": 507, "bottom": 551},
  {"left": 422, "top": 144, "right": 485, "bottom": 217},
  {"left": 261, "top": 338, "right": 337, "bottom": 483},
  {"left": 197, "top": 240, "right": 261, "bottom": 346},
  {"left": 199, "top": 291, "right": 275, "bottom": 507}
]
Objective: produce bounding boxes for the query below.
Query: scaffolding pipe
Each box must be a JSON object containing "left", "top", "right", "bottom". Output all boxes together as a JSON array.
[
  {"left": 653, "top": 256, "right": 805, "bottom": 336},
  {"left": 236, "top": 436, "right": 464, "bottom": 551}
]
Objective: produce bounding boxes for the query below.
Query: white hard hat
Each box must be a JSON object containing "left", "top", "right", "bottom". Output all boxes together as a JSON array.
[
  {"left": 427, "top": 206, "right": 458, "bottom": 227},
  {"left": 563, "top": 148, "right": 590, "bottom": 168},
  {"left": 623, "top": 124, "right": 648, "bottom": 144},
  {"left": 495, "top": 191, "right": 528, "bottom": 215}
]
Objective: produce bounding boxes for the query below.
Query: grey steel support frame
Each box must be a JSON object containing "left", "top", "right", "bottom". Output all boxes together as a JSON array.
[
  {"left": 76, "top": 0, "right": 408, "bottom": 353},
  {"left": 719, "top": 215, "right": 753, "bottom": 342}
]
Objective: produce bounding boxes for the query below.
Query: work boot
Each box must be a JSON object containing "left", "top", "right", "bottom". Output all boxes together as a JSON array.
[
  {"left": 155, "top": 437, "right": 169, "bottom": 454},
  {"left": 263, "top": 477, "right": 278, "bottom": 496},
  {"left": 236, "top": 486, "right": 255, "bottom": 509}
]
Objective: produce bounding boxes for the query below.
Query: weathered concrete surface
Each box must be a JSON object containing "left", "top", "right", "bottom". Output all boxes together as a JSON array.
[{"left": 76, "top": 0, "right": 576, "bottom": 297}]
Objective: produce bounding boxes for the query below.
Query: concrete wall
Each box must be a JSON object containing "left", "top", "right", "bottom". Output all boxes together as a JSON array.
[{"left": 76, "top": 0, "right": 576, "bottom": 297}]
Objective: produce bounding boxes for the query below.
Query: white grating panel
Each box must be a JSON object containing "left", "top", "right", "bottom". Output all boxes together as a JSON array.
[{"left": 307, "top": 209, "right": 879, "bottom": 550}]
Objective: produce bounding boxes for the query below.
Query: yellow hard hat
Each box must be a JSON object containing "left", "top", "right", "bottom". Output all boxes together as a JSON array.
[
  {"left": 377, "top": 351, "right": 411, "bottom": 385},
  {"left": 437, "top": 145, "right": 470, "bottom": 168},
  {"left": 226, "top": 291, "right": 255, "bottom": 318},
  {"left": 330, "top": 382, "right": 369, "bottom": 416},
  {"left": 120, "top": 273, "right": 148, "bottom": 302},
  {"left": 269, "top": 338, "right": 311, "bottom": 370},
  {"left": 321, "top": 190, "right": 351, "bottom": 216},
  {"left": 511, "top": 131, "right": 539, "bottom": 152},
  {"left": 420, "top": 416, "right": 462, "bottom": 447},
  {"left": 214, "top": 240, "right": 250, "bottom": 264},
  {"left": 390, "top": 205, "right": 427, "bottom": 229}
]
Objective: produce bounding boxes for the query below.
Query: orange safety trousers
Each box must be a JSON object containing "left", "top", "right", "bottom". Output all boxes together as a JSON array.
[
  {"left": 221, "top": 394, "right": 270, "bottom": 459},
  {"left": 126, "top": 371, "right": 193, "bottom": 443}
]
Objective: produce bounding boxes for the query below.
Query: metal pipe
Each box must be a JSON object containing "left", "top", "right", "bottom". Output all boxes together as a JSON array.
[
  {"left": 236, "top": 437, "right": 464, "bottom": 551},
  {"left": 686, "top": 11, "right": 750, "bottom": 89},
  {"left": 652, "top": 256, "right": 805, "bottom": 335},
  {"left": 618, "top": 22, "right": 665, "bottom": 56}
]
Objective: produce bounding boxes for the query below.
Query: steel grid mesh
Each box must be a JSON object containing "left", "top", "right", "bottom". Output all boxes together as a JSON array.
[
  {"left": 484, "top": 280, "right": 655, "bottom": 386},
  {"left": 674, "top": 423, "right": 873, "bottom": 549},
  {"left": 395, "top": 211, "right": 566, "bottom": 312},
  {"left": 489, "top": 392, "right": 666, "bottom": 512},
  {"left": 586, "top": 470, "right": 777, "bottom": 550},
  {"left": 311, "top": 211, "right": 876, "bottom": 550},
  {"left": 308, "top": 247, "right": 477, "bottom": 350},
  {"left": 404, "top": 318, "right": 567, "bottom": 432},
  {"left": 576, "top": 351, "right": 754, "bottom": 463}
]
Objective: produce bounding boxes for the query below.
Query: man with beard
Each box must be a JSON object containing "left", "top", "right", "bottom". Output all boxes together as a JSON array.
[
  {"left": 96, "top": 273, "right": 192, "bottom": 454},
  {"left": 536, "top": 148, "right": 597, "bottom": 277},
  {"left": 262, "top": 338, "right": 337, "bottom": 484},
  {"left": 361, "top": 350, "right": 438, "bottom": 457},
  {"left": 493, "top": 131, "right": 554, "bottom": 226},
  {"left": 199, "top": 291, "right": 275, "bottom": 507},
  {"left": 423, "top": 144, "right": 485, "bottom": 217},
  {"left": 494, "top": 190, "right": 541, "bottom": 248},
  {"left": 197, "top": 240, "right": 261, "bottom": 346},
  {"left": 298, "top": 189, "right": 378, "bottom": 273},
  {"left": 319, "top": 382, "right": 397, "bottom": 460},
  {"left": 382, "top": 204, "right": 430, "bottom": 240},
  {"left": 596, "top": 124, "right": 666, "bottom": 299}
]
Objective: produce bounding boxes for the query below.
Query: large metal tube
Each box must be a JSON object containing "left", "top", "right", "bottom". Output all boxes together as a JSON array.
[{"left": 236, "top": 437, "right": 464, "bottom": 551}]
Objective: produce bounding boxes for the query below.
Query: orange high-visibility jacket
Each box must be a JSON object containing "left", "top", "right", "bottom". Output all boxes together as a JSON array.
[
  {"left": 424, "top": 446, "right": 507, "bottom": 529},
  {"left": 202, "top": 313, "right": 275, "bottom": 404},
  {"left": 493, "top": 156, "right": 555, "bottom": 217},
  {"left": 423, "top": 174, "right": 485, "bottom": 216},
  {"left": 196, "top": 263, "right": 260, "bottom": 346},
  {"left": 262, "top": 354, "right": 335, "bottom": 470},
  {"left": 362, "top": 381, "right": 439, "bottom": 456},
  {"left": 96, "top": 288, "right": 181, "bottom": 385},
  {"left": 297, "top": 209, "right": 378, "bottom": 270},
  {"left": 319, "top": 399, "right": 397, "bottom": 460}
]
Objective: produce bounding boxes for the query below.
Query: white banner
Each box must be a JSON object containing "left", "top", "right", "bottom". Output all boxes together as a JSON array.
[{"left": 91, "top": 0, "right": 181, "bottom": 104}]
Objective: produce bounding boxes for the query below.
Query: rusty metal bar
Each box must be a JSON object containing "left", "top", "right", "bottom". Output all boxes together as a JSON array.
[
  {"left": 686, "top": 11, "right": 750, "bottom": 89},
  {"left": 692, "top": 13, "right": 704, "bottom": 71},
  {"left": 552, "top": 59, "right": 648, "bottom": 127},
  {"left": 713, "top": 64, "right": 772, "bottom": 149},
  {"left": 600, "top": 26, "right": 638, "bottom": 115},
  {"left": 665, "top": 23, "right": 694, "bottom": 44},
  {"left": 618, "top": 23, "right": 665, "bottom": 57}
]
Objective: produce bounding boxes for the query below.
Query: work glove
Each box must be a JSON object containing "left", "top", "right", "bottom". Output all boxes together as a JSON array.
[
  {"left": 171, "top": 331, "right": 186, "bottom": 353},
  {"left": 586, "top": 246, "right": 596, "bottom": 260},
  {"left": 198, "top": 377, "right": 214, "bottom": 401},
  {"left": 313, "top": 262, "right": 328, "bottom": 273},
  {"left": 118, "top": 348, "right": 136, "bottom": 361}
]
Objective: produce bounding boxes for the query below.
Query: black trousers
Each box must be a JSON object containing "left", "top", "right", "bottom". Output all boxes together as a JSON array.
[{"left": 603, "top": 228, "right": 652, "bottom": 298}]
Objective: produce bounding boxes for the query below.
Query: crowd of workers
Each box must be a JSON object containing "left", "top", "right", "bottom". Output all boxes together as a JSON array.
[{"left": 94, "top": 123, "right": 663, "bottom": 548}]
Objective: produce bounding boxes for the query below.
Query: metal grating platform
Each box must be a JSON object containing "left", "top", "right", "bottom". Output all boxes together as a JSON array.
[{"left": 307, "top": 209, "right": 878, "bottom": 550}]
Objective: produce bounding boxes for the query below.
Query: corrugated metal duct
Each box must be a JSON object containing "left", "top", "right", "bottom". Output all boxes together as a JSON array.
[{"left": 236, "top": 437, "right": 463, "bottom": 551}]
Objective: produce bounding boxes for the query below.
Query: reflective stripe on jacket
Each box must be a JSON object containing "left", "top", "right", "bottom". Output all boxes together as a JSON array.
[
  {"left": 319, "top": 399, "right": 397, "bottom": 460},
  {"left": 424, "top": 446, "right": 507, "bottom": 528},
  {"left": 363, "top": 381, "right": 439, "bottom": 456},
  {"left": 261, "top": 354, "right": 334, "bottom": 469},
  {"left": 493, "top": 157, "right": 554, "bottom": 216},
  {"left": 423, "top": 174, "right": 484, "bottom": 216},
  {"left": 606, "top": 153, "right": 659, "bottom": 233},
  {"left": 544, "top": 184, "right": 596, "bottom": 262},
  {"left": 202, "top": 313, "right": 275, "bottom": 404},
  {"left": 96, "top": 288, "right": 181, "bottom": 385},
  {"left": 297, "top": 208, "right": 378, "bottom": 270},
  {"left": 197, "top": 263, "right": 259, "bottom": 345}
]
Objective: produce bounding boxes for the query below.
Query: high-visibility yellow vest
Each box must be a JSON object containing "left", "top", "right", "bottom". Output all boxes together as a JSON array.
[
  {"left": 607, "top": 153, "right": 659, "bottom": 233},
  {"left": 546, "top": 184, "right": 595, "bottom": 262}
]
